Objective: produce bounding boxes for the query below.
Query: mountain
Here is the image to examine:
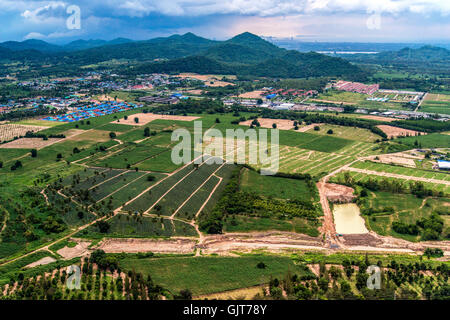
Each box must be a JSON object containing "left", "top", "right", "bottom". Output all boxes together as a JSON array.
[
  {"left": 0, "top": 32, "right": 366, "bottom": 80},
  {"left": 0, "top": 39, "right": 63, "bottom": 53}
]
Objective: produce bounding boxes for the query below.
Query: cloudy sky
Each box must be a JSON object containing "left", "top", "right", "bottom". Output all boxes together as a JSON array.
[{"left": 1, "top": 0, "right": 449, "bottom": 43}]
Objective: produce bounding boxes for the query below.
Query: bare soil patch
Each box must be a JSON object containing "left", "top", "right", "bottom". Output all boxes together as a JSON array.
[
  {"left": 374, "top": 154, "right": 416, "bottom": 167},
  {"left": 323, "top": 183, "right": 356, "bottom": 203},
  {"left": 239, "top": 118, "right": 296, "bottom": 130},
  {"left": 97, "top": 238, "right": 196, "bottom": 254},
  {"left": 25, "top": 256, "right": 56, "bottom": 268},
  {"left": 360, "top": 115, "right": 397, "bottom": 122},
  {"left": 116, "top": 113, "right": 200, "bottom": 126},
  {"left": 376, "top": 125, "right": 424, "bottom": 138},
  {"left": 0, "top": 137, "right": 62, "bottom": 150},
  {"left": 238, "top": 90, "right": 265, "bottom": 99},
  {"left": 57, "top": 240, "right": 91, "bottom": 259}
]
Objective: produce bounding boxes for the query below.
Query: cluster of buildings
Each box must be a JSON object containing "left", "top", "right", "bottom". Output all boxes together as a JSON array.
[
  {"left": 41, "top": 101, "right": 141, "bottom": 122},
  {"left": 263, "top": 88, "right": 318, "bottom": 99},
  {"left": 333, "top": 80, "right": 379, "bottom": 95}
]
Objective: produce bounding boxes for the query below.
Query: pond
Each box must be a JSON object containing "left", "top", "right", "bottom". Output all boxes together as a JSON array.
[{"left": 333, "top": 203, "right": 369, "bottom": 234}]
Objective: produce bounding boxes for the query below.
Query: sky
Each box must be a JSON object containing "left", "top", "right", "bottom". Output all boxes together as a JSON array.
[{"left": 0, "top": 0, "right": 449, "bottom": 43}]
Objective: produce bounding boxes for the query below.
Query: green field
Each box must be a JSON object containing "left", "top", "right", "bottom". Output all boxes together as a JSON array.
[
  {"left": 420, "top": 93, "right": 450, "bottom": 115},
  {"left": 118, "top": 255, "right": 309, "bottom": 295},
  {"left": 360, "top": 191, "right": 450, "bottom": 241},
  {"left": 240, "top": 168, "right": 317, "bottom": 201},
  {"left": 396, "top": 133, "right": 450, "bottom": 148}
]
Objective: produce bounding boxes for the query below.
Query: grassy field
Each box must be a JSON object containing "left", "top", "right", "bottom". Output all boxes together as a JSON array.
[
  {"left": 306, "top": 124, "right": 380, "bottom": 142},
  {"left": 396, "top": 133, "right": 450, "bottom": 148},
  {"left": 118, "top": 255, "right": 309, "bottom": 295},
  {"left": 240, "top": 168, "right": 317, "bottom": 201}
]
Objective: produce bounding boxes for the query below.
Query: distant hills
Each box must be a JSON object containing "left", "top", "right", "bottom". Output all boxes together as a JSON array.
[{"left": 0, "top": 32, "right": 369, "bottom": 79}]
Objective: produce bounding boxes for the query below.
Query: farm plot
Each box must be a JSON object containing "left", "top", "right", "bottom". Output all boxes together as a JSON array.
[
  {"left": 420, "top": 93, "right": 450, "bottom": 115},
  {"left": 122, "top": 161, "right": 199, "bottom": 213},
  {"left": 88, "top": 171, "right": 146, "bottom": 202},
  {"left": 116, "top": 113, "right": 200, "bottom": 126},
  {"left": 278, "top": 130, "right": 352, "bottom": 153},
  {"left": 330, "top": 171, "right": 450, "bottom": 195},
  {"left": 175, "top": 175, "right": 221, "bottom": 221},
  {"left": 0, "top": 124, "right": 48, "bottom": 143},
  {"left": 350, "top": 161, "right": 450, "bottom": 182},
  {"left": 76, "top": 214, "right": 197, "bottom": 239},
  {"left": 45, "top": 190, "right": 97, "bottom": 227},
  {"left": 99, "top": 172, "right": 167, "bottom": 211},
  {"left": 90, "top": 144, "right": 169, "bottom": 169},
  {"left": 66, "top": 169, "right": 126, "bottom": 192}
]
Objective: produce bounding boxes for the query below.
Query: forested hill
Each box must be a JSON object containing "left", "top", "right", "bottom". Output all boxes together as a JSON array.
[
  {"left": 342, "top": 45, "right": 450, "bottom": 75},
  {"left": 0, "top": 32, "right": 366, "bottom": 80}
]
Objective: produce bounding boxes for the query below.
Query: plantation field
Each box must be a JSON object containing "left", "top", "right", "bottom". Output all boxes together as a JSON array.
[
  {"left": 176, "top": 175, "right": 221, "bottom": 221},
  {"left": 123, "top": 156, "right": 224, "bottom": 216},
  {"left": 76, "top": 214, "right": 197, "bottom": 239},
  {"left": 306, "top": 124, "right": 380, "bottom": 142},
  {"left": 118, "top": 255, "right": 310, "bottom": 295}
]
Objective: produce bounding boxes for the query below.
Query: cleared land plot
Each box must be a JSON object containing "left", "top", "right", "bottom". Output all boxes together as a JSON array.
[
  {"left": 306, "top": 124, "right": 380, "bottom": 142},
  {"left": 116, "top": 113, "right": 200, "bottom": 126},
  {"left": 238, "top": 90, "right": 265, "bottom": 99},
  {"left": 239, "top": 118, "right": 296, "bottom": 130},
  {"left": 119, "top": 256, "right": 309, "bottom": 295},
  {"left": 377, "top": 125, "right": 424, "bottom": 138},
  {"left": 0, "top": 129, "right": 84, "bottom": 150},
  {"left": 76, "top": 215, "right": 197, "bottom": 239}
]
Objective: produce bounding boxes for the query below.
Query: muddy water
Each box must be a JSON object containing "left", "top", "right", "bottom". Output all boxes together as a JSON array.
[{"left": 333, "top": 203, "right": 369, "bottom": 234}]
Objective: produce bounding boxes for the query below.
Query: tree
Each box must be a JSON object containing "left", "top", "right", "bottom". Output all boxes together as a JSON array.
[
  {"left": 0, "top": 161, "right": 2, "bottom": 168},
  {"left": 215, "top": 118, "right": 220, "bottom": 123},
  {"left": 73, "top": 147, "right": 80, "bottom": 154},
  {"left": 134, "top": 117, "right": 139, "bottom": 124},
  {"left": 272, "top": 123, "right": 277, "bottom": 129},
  {"left": 109, "top": 132, "right": 116, "bottom": 139},
  {"left": 56, "top": 153, "right": 63, "bottom": 160},
  {"left": 327, "top": 129, "right": 333, "bottom": 134},
  {"left": 314, "top": 126, "right": 320, "bottom": 131},
  {"left": 96, "top": 221, "right": 110, "bottom": 233},
  {"left": 257, "top": 262, "right": 267, "bottom": 269},
  {"left": 144, "top": 127, "right": 150, "bottom": 137},
  {"left": 30, "top": 149, "right": 37, "bottom": 158}
]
